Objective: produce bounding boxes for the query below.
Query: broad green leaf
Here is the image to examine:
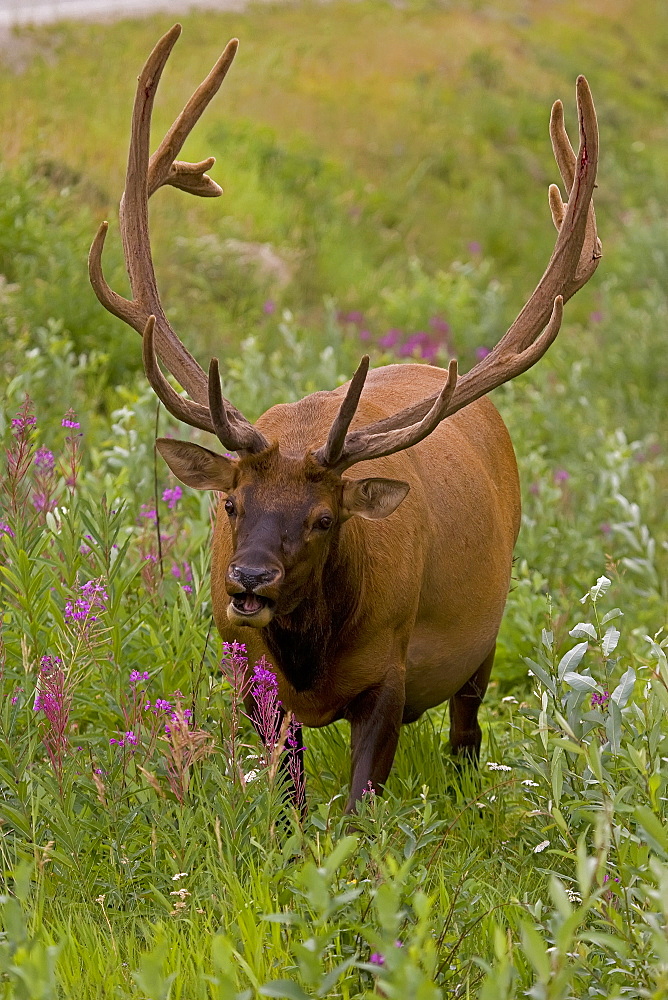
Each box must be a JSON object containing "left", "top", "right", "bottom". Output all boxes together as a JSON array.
[
  {"left": 602, "top": 625, "right": 621, "bottom": 657},
  {"left": 606, "top": 701, "right": 623, "bottom": 755},
  {"left": 611, "top": 667, "right": 635, "bottom": 708},
  {"left": 569, "top": 622, "right": 597, "bottom": 640},
  {"left": 558, "top": 642, "right": 589, "bottom": 679},
  {"left": 563, "top": 671, "right": 596, "bottom": 692}
]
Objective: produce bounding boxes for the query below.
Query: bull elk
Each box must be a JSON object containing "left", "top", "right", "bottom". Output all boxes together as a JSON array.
[{"left": 89, "top": 25, "right": 600, "bottom": 813}]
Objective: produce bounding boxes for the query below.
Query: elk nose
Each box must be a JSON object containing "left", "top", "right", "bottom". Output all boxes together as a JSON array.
[{"left": 229, "top": 564, "right": 281, "bottom": 593}]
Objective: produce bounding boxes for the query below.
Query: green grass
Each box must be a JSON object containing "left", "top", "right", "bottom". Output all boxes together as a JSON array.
[{"left": 0, "top": 1, "right": 668, "bottom": 996}]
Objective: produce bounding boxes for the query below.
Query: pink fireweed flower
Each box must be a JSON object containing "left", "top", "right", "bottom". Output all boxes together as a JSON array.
[
  {"left": 591, "top": 690, "right": 610, "bottom": 708},
  {"left": 129, "top": 671, "right": 150, "bottom": 685},
  {"left": 65, "top": 579, "right": 108, "bottom": 626},
  {"left": 250, "top": 659, "right": 282, "bottom": 753},
  {"left": 554, "top": 468, "right": 570, "bottom": 484},
  {"left": 11, "top": 413, "right": 36, "bottom": 435},
  {"left": 162, "top": 486, "right": 182, "bottom": 509},
  {"left": 110, "top": 730, "right": 138, "bottom": 749},
  {"left": 61, "top": 411, "right": 80, "bottom": 429},
  {"left": 33, "top": 448, "right": 55, "bottom": 472},
  {"left": 475, "top": 346, "right": 491, "bottom": 361},
  {"left": 35, "top": 656, "right": 71, "bottom": 792},
  {"left": 378, "top": 329, "right": 401, "bottom": 350},
  {"left": 0, "top": 523, "right": 15, "bottom": 539}
]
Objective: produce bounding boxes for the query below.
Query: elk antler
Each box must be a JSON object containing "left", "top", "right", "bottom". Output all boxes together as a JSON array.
[
  {"left": 88, "top": 24, "right": 268, "bottom": 456},
  {"left": 316, "top": 75, "right": 600, "bottom": 474}
]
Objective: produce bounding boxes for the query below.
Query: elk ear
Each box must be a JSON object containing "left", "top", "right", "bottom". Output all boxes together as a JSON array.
[
  {"left": 156, "top": 438, "right": 238, "bottom": 492},
  {"left": 341, "top": 477, "right": 410, "bottom": 520}
]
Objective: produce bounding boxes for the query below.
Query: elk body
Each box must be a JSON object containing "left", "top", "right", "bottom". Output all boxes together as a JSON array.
[{"left": 89, "top": 25, "right": 600, "bottom": 813}]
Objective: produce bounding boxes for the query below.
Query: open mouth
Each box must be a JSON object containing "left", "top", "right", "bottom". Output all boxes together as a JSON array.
[{"left": 230, "top": 592, "right": 274, "bottom": 617}]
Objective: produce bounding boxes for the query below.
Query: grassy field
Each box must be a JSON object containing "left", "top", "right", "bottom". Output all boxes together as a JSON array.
[{"left": 1, "top": 1, "right": 668, "bottom": 996}]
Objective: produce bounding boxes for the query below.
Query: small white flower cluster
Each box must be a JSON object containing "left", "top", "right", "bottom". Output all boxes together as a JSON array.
[
  {"left": 565, "top": 888, "right": 582, "bottom": 904},
  {"left": 522, "top": 779, "right": 539, "bottom": 787},
  {"left": 486, "top": 762, "right": 512, "bottom": 771},
  {"left": 171, "top": 872, "right": 188, "bottom": 880},
  {"left": 533, "top": 840, "right": 550, "bottom": 853}
]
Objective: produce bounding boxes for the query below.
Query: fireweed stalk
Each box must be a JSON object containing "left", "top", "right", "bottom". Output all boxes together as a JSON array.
[
  {"left": 221, "top": 645, "right": 304, "bottom": 803},
  {"left": 61, "top": 409, "right": 82, "bottom": 493},
  {"left": 221, "top": 641, "right": 253, "bottom": 785},
  {"left": 32, "top": 446, "right": 57, "bottom": 516},
  {"left": 160, "top": 700, "right": 214, "bottom": 804},
  {"left": 34, "top": 656, "right": 72, "bottom": 796},
  {"left": 3, "top": 396, "right": 36, "bottom": 521}
]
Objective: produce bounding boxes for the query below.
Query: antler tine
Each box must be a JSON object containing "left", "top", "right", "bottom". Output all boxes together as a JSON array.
[
  {"left": 317, "top": 78, "right": 599, "bottom": 474},
  {"left": 90, "top": 27, "right": 269, "bottom": 454},
  {"left": 314, "top": 356, "right": 370, "bottom": 467},
  {"left": 148, "top": 37, "right": 239, "bottom": 197},
  {"left": 208, "top": 359, "right": 269, "bottom": 455},
  {"left": 327, "top": 360, "right": 458, "bottom": 473},
  {"left": 142, "top": 317, "right": 216, "bottom": 433}
]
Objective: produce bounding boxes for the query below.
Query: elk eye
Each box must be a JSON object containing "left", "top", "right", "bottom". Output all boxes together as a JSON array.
[
  {"left": 224, "top": 498, "right": 236, "bottom": 517},
  {"left": 317, "top": 514, "right": 333, "bottom": 530}
]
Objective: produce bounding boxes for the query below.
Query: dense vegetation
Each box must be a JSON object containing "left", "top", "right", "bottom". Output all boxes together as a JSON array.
[{"left": 0, "top": 1, "right": 667, "bottom": 996}]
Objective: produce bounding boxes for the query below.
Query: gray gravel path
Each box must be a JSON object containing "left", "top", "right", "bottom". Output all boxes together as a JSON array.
[{"left": 0, "top": 0, "right": 247, "bottom": 28}]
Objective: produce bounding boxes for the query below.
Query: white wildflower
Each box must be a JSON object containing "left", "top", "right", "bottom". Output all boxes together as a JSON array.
[
  {"left": 487, "top": 762, "right": 512, "bottom": 771},
  {"left": 522, "top": 780, "right": 539, "bottom": 787},
  {"left": 534, "top": 840, "right": 550, "bottom": 853},
  {"left": 244, "top": 770, "right": 260, "bottom": 783},
  {"left": 501, "top": 696, "right": 518, "bottom": 704},
  {"left": 565, "top": 888, "right": 582, "bottom": 904},
  {"left": 171, "top": 872, "right": 188, "bottom": 880},
  {"left": 170, "top": 888, "right": 191, "bottom": 898}
]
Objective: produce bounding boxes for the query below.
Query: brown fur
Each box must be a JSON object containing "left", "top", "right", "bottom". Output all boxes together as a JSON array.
[{"left": 199, "top": 363, "right": 521, "bottom": 810}]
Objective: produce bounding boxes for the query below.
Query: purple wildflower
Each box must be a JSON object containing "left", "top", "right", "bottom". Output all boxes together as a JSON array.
[
  {"left": 468, "top": 240, "right": 482, "bottom": 255},
  {"left": 250, "top": 658, "right": 282, "bottom": 752},
  {"left": 162, "top": 486, "right": 182, "bottom": 509},
  {"left": 35, "top": 656, "right": 71, "bottom": 792},
  {"left": 263, "top": 299, "right": 276, "bottom": 315},
  {"left": 0, "top": 523, "right": 15, "bottom": 539},
  {"left": 154, "top": 699, "right": 173, "bottom": 713},
  {"left": 369, "top": 953, "right": 385, "bottom": 967},
  {"left": 475, "top": 346, "right": 491, "bottom": 361},
  {"left": 399, "top": 332, "right": 438, "bottom": 360},
  {"left": 554, "top": 469, "right": 570, "bottom": 484},
  {"left": 429, "top": 316, "right": 451, "bottom": 336},
  {"left": 61, "top": 411, "right": 80, "bottom": 429},
  {"left": 591, "top": 691, "right": 610, "bottom": 709},
  {"left": 378, "top": 329, "right": 401, "bottom": 349},
  {"left": 140, "top": 505, "right": 157, "bottom": 522},
  {"left": 64, "top": 579, "right": 108, "bottom": 626},
  {"left": 33, "top": 448, "right": 55, "bottom": 472},
  {"left": 130, "top": 671, "right": 150, "bottom": 685},
  {"left": 11, "top": 412, "right": 36, "bottom": 434}
]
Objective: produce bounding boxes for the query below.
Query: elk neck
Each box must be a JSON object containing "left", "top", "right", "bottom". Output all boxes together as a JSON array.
[{"left": 261, "top": 524, "right": 364, "bottom": 693}]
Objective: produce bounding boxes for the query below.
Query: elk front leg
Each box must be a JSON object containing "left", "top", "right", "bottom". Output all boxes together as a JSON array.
[{"left": 344, "top": 680, "right": 405, "bottom": 813}]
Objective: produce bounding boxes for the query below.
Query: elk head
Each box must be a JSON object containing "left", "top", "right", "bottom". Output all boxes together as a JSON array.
[{"left": 89, "top": 25, "right": 600, "bottom": 630}]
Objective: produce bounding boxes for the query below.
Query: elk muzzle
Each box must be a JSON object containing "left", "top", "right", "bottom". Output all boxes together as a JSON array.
[{"left": 225, "top": 562, "right": 283, "bottom": 627}]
